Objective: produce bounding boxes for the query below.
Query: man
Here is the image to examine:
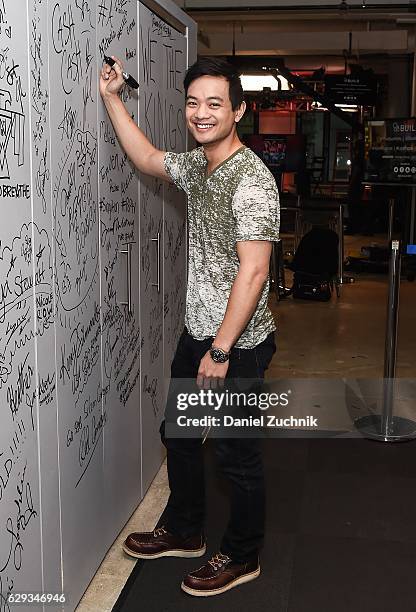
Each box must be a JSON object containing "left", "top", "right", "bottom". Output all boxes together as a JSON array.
[{"left": 100, "top": 56, "right": 279, "bottom": 597}]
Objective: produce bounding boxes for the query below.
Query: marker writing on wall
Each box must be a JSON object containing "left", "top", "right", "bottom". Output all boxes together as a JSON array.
[{"left": 103, "top": 55, "right": 139, "bottom": 89}]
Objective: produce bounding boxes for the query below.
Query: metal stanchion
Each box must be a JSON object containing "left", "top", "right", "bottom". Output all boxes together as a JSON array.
[
  {"left": 355, "top": 240, "right": 416, "bottom": 441},
  {"left": 388, "top": 197, "right": 395, "bottom": 243},
  {"left": 338, "top": 204, "right": 344, "bottom": 283},
  {"left": 294, "top": 208, "right": 301, "bottom": 251},
  {"left": 337, "top": 203, "right": 354, "bottom": 286}
]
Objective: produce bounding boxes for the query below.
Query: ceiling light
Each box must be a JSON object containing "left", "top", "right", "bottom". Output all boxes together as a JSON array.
[
  {"left": 311, "top": 101, "right": 328, "bottom": 111},
  {"left": 240, "top": 74, "right": 289, "bottom": 92},
  {"left": 335, "top": 104, "right": 359, "bottom": 112}
]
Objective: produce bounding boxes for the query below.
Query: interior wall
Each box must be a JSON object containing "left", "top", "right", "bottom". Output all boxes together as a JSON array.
[{"left": 384, "top": 55, "right": 412, "bottom": 117}]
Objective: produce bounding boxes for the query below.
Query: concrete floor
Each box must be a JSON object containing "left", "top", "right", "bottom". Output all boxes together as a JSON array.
[
  {"left": 76, "top": 235, "right": 416, "bottom": 611},
  {"left": 269, "top": 273, "right": 416, "bottom": 379}
]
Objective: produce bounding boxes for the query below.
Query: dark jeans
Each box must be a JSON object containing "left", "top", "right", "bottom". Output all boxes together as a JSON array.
[{"left": 159, "top": 327, "right": 276, "bottom": 563}]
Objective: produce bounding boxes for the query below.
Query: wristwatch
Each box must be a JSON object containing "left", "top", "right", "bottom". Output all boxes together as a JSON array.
[{"left": 209, "top": 345, "right": 230, "bottom": 363}]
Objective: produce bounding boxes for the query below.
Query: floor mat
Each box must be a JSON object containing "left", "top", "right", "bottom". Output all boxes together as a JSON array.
[{"left": 113, "top": 437, "right": 416, "bottom": 612}]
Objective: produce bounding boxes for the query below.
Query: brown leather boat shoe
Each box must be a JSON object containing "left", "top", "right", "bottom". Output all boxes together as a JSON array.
[
  {"left": 122, "top": 526, "right": 206, "bottom": 559},
  {"left": 181, "top": 552, "right": 260, "bottom": 596}
]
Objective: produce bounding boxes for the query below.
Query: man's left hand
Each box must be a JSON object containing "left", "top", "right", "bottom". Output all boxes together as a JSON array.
[{"left": 197, "top": 351, "right": 229, "bottom": 389}]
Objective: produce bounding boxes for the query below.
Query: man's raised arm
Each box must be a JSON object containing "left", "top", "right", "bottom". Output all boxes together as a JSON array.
[{"left": 99, "top": 55, "right": 170, "bottom": 182}]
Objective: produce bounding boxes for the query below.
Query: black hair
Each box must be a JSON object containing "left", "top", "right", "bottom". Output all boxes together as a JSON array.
[{"left": 184, "top": 57, "right": 244, "bottom": 111}]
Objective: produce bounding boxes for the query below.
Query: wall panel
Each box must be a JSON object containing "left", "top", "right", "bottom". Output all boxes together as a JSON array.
[{"left": 0, "top": 1, "right": 43, "bottom": 605}]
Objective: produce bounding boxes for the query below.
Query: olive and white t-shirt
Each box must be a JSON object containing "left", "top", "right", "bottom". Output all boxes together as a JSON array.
[{"left": 164, "top": 145, "right": 280, "bottom": 349}]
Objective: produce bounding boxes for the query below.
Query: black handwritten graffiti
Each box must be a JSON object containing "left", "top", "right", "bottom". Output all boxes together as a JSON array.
[
  {"left": 0, "top": 462, "right": 37, "bottom": 608},
  {"left": 15, "top": 462, "right": 37, "bottom": 532},
  {"left": 98, "top": 0, "right": 115, "bottom": 28},
  {"left": 0, "top": 453, "right": 13, "bottom": 503},
  {"left": 58, "top": 302, "right": 101, "bottom": 402},
  {"left": 151, "top": 14, "right": 174, "bottom": 40},
  {"left": 6, "top": 353, "right": 34, "bottom": 430},
  {"left": 111, "top": 314, "right": 141, "bottom": 383},
  {"left": 30, "top": 16, "right": 42, "bottom": 73},
  {"left": 165, "top": 273, "right": 185, "bottom": 349},
  {"left": 82, "top": 65, "right": 95, "bottom": 128},
  {"left": 1, "top": 518, "right": 23, "bottom": 572},
  {"left": 35, "top": 143, "right": 50, "bottom": 214},
  {"left": 0, "top": 574, "right": 12, "bottom": 612},
  {"left": 164, "top": 206, "right": 186, "bottom": 350},
  {"left": 164, "top": 217, "right": 185, "bottom": 266},
  {"left": 30, "top": 4, "right": 51, "bottom": 217},
  {"left": 0, "top": 420, "right": 26, "bottom": 497},
  {"left": 143, "top": 91, "right": 185, "bottom": 151},
  {"left": 139, "top": 177, "right": 161, "bottom": 295},
  {"left": 100, "top": 216, "right": 135, "bottom": 249},
  {"left": 117, "top": 357, "right": 140, "bottom": 406},
  {"left": 75, "top": 0, "right": 95, "bottom": 29},
  {"left": 52, "top": 3, "right": 76, "bottom": 56},
  {"left": 0, "top": 0, "right": 8, "bottom": 37},
  {"left": 114, "top": 0, "right": 129, "bottom": 15},
  {"left": 37, "top": 371, "right": 56, "bottom": 406},
  {"left": 126, "top": 17, "right": 135, "bottom": 36},
  {"left": 0, "top": 3, "right": 50, "bottom": 601},
  {"left": 125, "top": 47, "right": 136, "bottom": 61},
  {"left": 142, "top": 374, "right": 159, "bottom": 416},
  {"left": 140, "top": 24, "right": 156, "bottom": 87},
  {"left": 0, "top": 223, "right": 53, "bottom": 388},
  {"left": 163, "top": 45, "right": 183, "bottom": 93},
  {"left": 98, "top": 28, "right": 117, "bottom": 60},
  {"left": 99, "top": 119, "right": 116, "bottom": 146},
  {"left": 75, "top": 409, "right": 107, "bottom": 487},
  {"left": 0, "top": 59, "right": 25, "bottom": 179},
  {"left": 54, "top": 126, "right": 98, "bottom": 315},
  {"left": 51, "top": 1, "right": 95, "bottom": 103},
  {"left": 0, "top": 462, "right": 37, "bottom": 576},
  {"left": 58, "top": 100, "right": 77, "bottom": 141},
  {"left": 148, "top": 302, "right": 162, "bottom": 364},
  {"left": 0, "top": 46, "right": 8, "bottom": 79},
  {"left": 136, "top": 10, "right": 188, "bottom": 439},
  {"left": 0, "top": 47, "right": 27, "bottom": 189},
  {"left": 61, "top": 38, "right": 82, "bottom": 95},
  {"left": 78, "top": 410, "right": 107, "bottom": 468}
]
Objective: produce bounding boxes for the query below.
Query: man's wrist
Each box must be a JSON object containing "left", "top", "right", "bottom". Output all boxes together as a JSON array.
[
  {"left": 212, "top": 336, "right": 233, "bottom": 353},
  {"left": 103, "top": 91, "right": 123, "bottom": 108}
]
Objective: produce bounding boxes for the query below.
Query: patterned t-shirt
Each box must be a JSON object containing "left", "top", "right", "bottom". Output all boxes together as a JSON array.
[{"left": 164, "top": 145, "right": 280, "bottom": 349}]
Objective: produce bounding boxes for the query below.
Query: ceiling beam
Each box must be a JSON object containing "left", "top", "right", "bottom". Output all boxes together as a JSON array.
[{"left": 266, "top": 65, "right": 359, "bottom": 128}]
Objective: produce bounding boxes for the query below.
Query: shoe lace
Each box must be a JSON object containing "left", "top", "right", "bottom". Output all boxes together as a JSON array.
[
  {"left": 153, "top": 526, "right": 168, "bottom": 538},
  {"left": 208, "top": 552, "right": 231, "bottom": 571}
]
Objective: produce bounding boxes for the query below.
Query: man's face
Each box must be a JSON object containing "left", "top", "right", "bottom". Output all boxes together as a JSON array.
[{"left": 185, "top": 75, "right": 244, "bottom": 146}]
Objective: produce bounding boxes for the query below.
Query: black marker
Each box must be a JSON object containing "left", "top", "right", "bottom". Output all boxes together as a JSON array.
[{"left": 103, "top": 55, "right": 139, "bottom": 89}]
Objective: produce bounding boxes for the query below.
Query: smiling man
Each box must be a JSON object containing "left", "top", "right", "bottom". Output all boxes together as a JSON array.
[{"left": 100, "top": 56, "right": 279, "bottom": 597}]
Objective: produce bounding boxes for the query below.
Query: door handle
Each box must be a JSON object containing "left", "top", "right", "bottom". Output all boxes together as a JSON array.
[
  {"left": 151, "top": 232, "right": 161, "bottom": 293},
  {"left": 119, "top": 242, "right": 134, "bottom": 313}
]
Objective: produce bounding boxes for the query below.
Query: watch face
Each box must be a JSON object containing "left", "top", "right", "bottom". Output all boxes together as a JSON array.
[{"left": 210, "top": 348, "right": 229, "bottom": 363}]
